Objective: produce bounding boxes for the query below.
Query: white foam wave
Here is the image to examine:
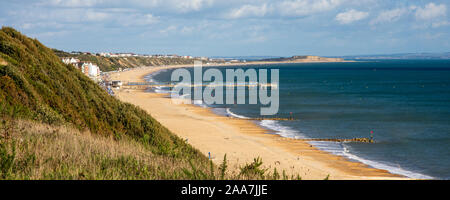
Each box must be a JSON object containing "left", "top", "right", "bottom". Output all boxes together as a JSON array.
[
  {"left": 259, "top": 120, "right": 303, "bottom": 138},
  {"left": 226, "top": 108, "right": 249, "bottom": 119},
  {"left": 258, "top": 120, "right": 434, "bottom": 179},
  {"left": 154, "top": 89, "right": 172, "bottom": 94},
  {"left": 340, "top": 144, "right": 434, "bottom": 179},
  {"left": 149, "top": 69, "right": 166, "bottom": 77}
]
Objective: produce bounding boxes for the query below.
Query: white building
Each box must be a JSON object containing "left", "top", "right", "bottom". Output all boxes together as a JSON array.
[
  {"left": 89, "top": 64, "right": 99, "bottom": 77},
  {"left": 81, "top": 62, "right": 100, "bottom": 77},
  {"left": 119, "top": 53, "right": 133, "bottom": 57},
  {"left": 62, "top": 57, "right": 80, "bottom": 66}
]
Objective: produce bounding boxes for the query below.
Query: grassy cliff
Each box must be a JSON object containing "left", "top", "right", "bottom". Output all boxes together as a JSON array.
[
  {"left": 0, "top": 27, "right": 300, "bottom": 180},
  {"left": 0, "top": 27, "right": 211, "bottom": 179}
]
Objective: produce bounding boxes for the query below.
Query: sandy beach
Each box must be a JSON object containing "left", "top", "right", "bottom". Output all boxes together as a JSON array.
[{"left": 108, "top": 62, "right": 407, "bottom": 180}]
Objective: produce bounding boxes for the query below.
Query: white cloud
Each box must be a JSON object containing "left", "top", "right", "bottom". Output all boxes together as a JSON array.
[
  {"left": 42, "top": 0, "right": 214, "bottom": 13},
  {"left": 19, "top": 21, "right": 65, "bottom": 30},
  {"left": 159, "top": 25, "right": 177, "bottom": 35},
  {"left": 225, "top": 0, "right": 343, "bottom": 19},
  {"left": 171, "top": 0, "right": 215, "bottom": 12},
  {"left": 117, "top": 14, "right": 159, "bottom": 26},
  {"left": 36, "top": 9, "right": 112, "bottom": 23},
  {"left": 11, "top": 8, "right": 159, "bottom": 28},
  {"left": 432, "top": 21, "right": 450, "bottom": 28},
  {"left": 240, "top": 25, "right": 269, "bottom": 43},
  {"left": 335, "top": 9, "right": 368, "bottom": 24},
  {"left": 44, "top": 0, "right": 106, "bottom": 7},
  {"left": 84, "top": 10, "right": 110, "bottom": 21},
  {"left": 180, "top": 26, "right": 195, "bottom": 34},
  {"left": 370, "top": 8, "right": 407, "bottom": 24},
  {"left": 415, "top": 3, "right": 447, "bottom": 20},
  {"left": 227, "top": 4, "right": 271, "bottom": 19},
  {"left": 129, "top": 0, "right": 215, "bottom": 13},
  {"left": 141, "top": 14, "right": 159, "bottom": 24},
  {"left": 422, "top": 32, "right": 444, "bottom": 40},
  {"left": 277, "top": 0, "right": 343, "bottom": 17}
]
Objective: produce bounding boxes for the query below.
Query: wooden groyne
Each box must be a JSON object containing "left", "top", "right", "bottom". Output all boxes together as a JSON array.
[
  {"left": 276, "top": 137, "right": 374, "bottom": 143},
  {"left": 231, "top": 117, "right": 373, "bottom": 143},
  {"left": 242, "top": 117, "right": 296, "bottom": 121},
  {"left": 297, "top": 138, "right": 374, "bottom": 143}
]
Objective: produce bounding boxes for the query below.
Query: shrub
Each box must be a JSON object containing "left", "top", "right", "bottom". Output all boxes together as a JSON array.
[{"left": 239, "top": 157, "right": 267, "bottom": 180}]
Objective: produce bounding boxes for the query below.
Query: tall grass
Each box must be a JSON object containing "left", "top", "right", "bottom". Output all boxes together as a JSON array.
[
  {"left": 0, "top": 120, "right": 210, "bottom": 179},
  {"left": 0, "top": 119, "right": 305, "bottom": 180}
]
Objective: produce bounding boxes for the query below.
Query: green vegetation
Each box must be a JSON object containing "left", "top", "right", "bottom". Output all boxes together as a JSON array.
[
  {"left": 0, "top": 27, "right": 209, "bottom": 179},
  {"left": 0, "top": 27, "right": 308, "bottom": 180},
  {"left": 219, "top": 154, "right": 228, "bottom": 179},
  {"left": 0, "top": 120, "right": 208, "bottom": 179},
  {"left": 53, "top": 49, "right": 195, "bottom": 72},
  {"left": 0, "top": 27, "right": 189, "bottom": 154},
  {"left": 0, "top": 119, "right": 304, "bottom": 179}
]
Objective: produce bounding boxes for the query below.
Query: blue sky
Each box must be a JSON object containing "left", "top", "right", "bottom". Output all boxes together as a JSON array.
[{"left": 1, "top": 0, "right": 449, "bottom": 57}]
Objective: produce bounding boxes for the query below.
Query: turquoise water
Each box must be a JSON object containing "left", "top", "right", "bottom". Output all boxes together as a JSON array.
[{"left": 148, "top": 60, "right": 450, "bottom": 179}]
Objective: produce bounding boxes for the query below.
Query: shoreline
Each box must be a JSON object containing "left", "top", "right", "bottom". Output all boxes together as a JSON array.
[{"left": 108, "top": 62, "right": 409, "bottom": 180}]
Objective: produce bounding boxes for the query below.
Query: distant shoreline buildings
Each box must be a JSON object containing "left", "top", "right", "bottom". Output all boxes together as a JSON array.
[
  {"left": 60, "top": 52, "right": 219, "bottom": 83},
  {"left": 97, "top": 52, "right": 211, "bottom": 60},
  {"left": 62, "top": 57, "right": 101, "bottom": 82},
  {"left": 67, "top": 51, "right": 214, "bottom": 61}
]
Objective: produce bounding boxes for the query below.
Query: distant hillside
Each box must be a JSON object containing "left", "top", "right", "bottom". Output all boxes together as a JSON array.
[
  {"left": 210, "top": 56, "right": 282, "bottom": 61},
  {"left": 261, "top": 55, "right": 343, "bottom": 62},
  {"left": 0, "top": 27, "right": 211, "bottom": 179},
  {"left": 53, "top": 49, "right": 195, "bottom": 72},
  {"left": 340, "top": 52, "right": 450, "bottom": 60}
]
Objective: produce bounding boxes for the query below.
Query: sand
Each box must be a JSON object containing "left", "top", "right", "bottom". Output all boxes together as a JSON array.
[{"left": 108, "top": 62, "right": 408, "bottom": 180}]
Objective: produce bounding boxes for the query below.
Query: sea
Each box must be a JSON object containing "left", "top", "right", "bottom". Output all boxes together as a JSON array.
[{"left": 146, "top": 60, "right": 450, "bottom": 179}]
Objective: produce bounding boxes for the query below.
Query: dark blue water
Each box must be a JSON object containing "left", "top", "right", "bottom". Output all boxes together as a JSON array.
[{"left": 148, "top": 60, "right": 450, "bottom": 179}]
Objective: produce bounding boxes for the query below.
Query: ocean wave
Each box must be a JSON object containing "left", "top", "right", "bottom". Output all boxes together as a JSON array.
[
  {"left": 340, "top": 144, "right": 434, "bottom": 179},
  {"left": 259, "top": 119, "right": 304, "bottom": 139},
  {"left": 144, "top": 77, "right": 155, "bottom": 83},
  {"left": 258, "top": 120, "right": 434, "bottom": 179},
  {"left": 154, "top": 89, "right": 172, "bottom": 94},
  {"left": 225, "top": 108, "right": 250, "bottom": 119},
  {"left": 148, "top": 69, "right": 167, "bottom": 77},
  {"left": 144, "top": 68, "right": 169, "bottom": 84}
]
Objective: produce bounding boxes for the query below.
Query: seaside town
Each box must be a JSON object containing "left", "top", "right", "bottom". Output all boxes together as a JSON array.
[
  {"left": 60, "top": 52, "right": 226, "bottom": 96},
  {"left": 61, "top": 52, "right": 344, "bottom": 93},
  {"left": 65, "top": 51, "right": 221, "bottom": 61},
  {"left": 60, "top": 51, "right": 251, "bottom": 83},
  {"left": 61, "top": 52, "right": 206, "bottom": 77}
]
